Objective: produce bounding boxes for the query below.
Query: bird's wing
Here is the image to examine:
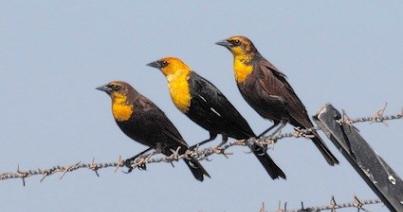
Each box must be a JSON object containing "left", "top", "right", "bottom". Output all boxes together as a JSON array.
[
  {"left": 137, "top": 96, "right": 189, "bottom": 148},
  {"left": 190, "top": 72, "right": 255, "bottom": 137},
  {"left": 254, "top": 58, "right": 313, "bottom": 128}
]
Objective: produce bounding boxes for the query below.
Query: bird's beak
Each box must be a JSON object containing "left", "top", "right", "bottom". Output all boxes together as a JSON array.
[
  {"left": 215, "top": 40, "right": 233, "bottom": 48},
  {"left": 147, "top": 60, "right": 162, "bottom": 69},
  {"left": 96, "top": 84, "right": 112, "bottom": 94}
]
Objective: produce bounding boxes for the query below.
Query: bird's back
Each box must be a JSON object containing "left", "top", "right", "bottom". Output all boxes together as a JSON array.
[{"left": 187, "top": 71, "right": 255, "bottom": 139}]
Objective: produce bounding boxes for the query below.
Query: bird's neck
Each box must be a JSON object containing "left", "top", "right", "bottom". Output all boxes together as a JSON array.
[
  {"left": 111, "top": 93, "right": 134, "bottom": 122},
  {"left": 233, "top": 55, "right": 254, "bottom": 83},
  {"left": 166, "top": 70, "right": 192, "bottom": 113}
]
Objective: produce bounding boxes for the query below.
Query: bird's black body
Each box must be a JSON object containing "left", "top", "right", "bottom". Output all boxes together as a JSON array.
[
  {"left": 99, "top": 81, "right": 210, "bottom": 181},
  {"left": 186, "top": 72, "right": 255, "bottom": 139},
  {"left": 185, "top": 71, "right": 286, "bottom": 179},
  {"left": 115, "top": 96, "right": 188, "bottom": 153}
]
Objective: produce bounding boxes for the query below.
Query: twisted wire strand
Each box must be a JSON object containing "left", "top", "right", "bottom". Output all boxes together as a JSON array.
[
  {"left": 0, "top": 106, "right": 401, "bottom": 184},
  {"left": 274, "top": 196, "right": 383, "bottom": 212}
]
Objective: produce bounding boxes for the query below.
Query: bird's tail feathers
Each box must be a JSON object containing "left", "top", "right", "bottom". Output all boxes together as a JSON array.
[
  {"left": 311, "top": 132, "right": 339, "bottom": 166},
  {"left": 184, "top": 158, "right": 210, "bottom": 182},
  {"left": 251, "top": 144, "right": 286, "bottom": 180}
]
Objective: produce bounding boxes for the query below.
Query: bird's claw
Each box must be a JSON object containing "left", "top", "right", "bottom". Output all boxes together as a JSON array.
[
  {"left": 123, "top": 158, "right": 147, "bottom": 174},
  {"left": 293, "top": 127, "right": 315, "bottom": 138},
  {"left": 123, "top": 159, "right": 135, "bottom": 173},
  {"left": 138, "top": 163, "right": 147, "bottom": 170},
  {"left": 213, "top": 146, "right": 232, "bottom": 158}
]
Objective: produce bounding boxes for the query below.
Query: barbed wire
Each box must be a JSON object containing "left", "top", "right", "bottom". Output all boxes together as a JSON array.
[
  {"left": 269, "top": 196, "right": 383, "bottom": 212},
  {"left": 0, "top": 105, "right": 401, "bottom": 185}
]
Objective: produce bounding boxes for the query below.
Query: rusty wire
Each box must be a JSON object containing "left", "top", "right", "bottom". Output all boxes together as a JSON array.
[
  {"left": 274, "top": 196, "right": 383, "bottom": 212},
  {"left": 0, "top": 105, "right": 401, "bottom": 185}
]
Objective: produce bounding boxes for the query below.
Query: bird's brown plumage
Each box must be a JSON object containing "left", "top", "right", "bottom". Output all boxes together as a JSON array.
[{"left": 217, "top": 35, "right": 339, "bottom": 166}]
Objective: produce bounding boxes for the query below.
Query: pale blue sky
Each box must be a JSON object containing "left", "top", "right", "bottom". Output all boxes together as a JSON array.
[{"left": 0, "top": 1, "right": 402, "bottom": 211}]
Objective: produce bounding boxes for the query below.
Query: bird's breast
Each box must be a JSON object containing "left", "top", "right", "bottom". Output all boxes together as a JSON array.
[
  {"left": 112, "top": 102, "right": 134, "bottom": 122},
  {"left": 233, "top": 57, "right": 253, "bottom": 83},
  {"left": 168, "top": 76, "right": 191, "bottom": 113}
]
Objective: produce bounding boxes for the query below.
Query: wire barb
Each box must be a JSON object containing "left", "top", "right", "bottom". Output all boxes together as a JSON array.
[
  {"left": 89, "top": 158, "right": 100, "bottom": 177},
  {"left": 276, "top": 196, "right": 382, "bottom": 212},
  {"left": 0, "top": 107, "right": 401, "bottom": 184}
]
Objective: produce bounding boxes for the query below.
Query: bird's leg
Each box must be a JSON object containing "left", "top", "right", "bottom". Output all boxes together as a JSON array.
[
  {"left": 124, "top": 147, "right": 153, "bottom": 172},
  {"left": 154, "top": 143, "right": 164, "bottom": 154},
  {"left": 257, "top": 121, "right": 280, "bottom": 138},
  {"left": 269, "top": 120, "right": 288, "bottom": 137},
  {"left": 218, "top": 134, "right": 229, "bottom": 147},
  {"left": 190, "top": 132, "right": 218, "bottom": 149}
]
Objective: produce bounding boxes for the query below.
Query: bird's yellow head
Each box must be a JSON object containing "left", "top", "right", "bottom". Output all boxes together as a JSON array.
[
  {"left": 147, "top": 57, "right": 191, "bottom": 79},
  {"left": 216, "top": 36, "right": 258, "bottom": 83},
  {"left": 96, "top": 81, "right": 135, "bottom": 121},
  {"left": 216, "top": 35, "right": 257, "bottom": 57},
  {"left": 147, "top": 57, "right": 192, "bottom": 112}
]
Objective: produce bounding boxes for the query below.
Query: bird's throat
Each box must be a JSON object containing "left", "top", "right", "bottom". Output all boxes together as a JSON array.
[
  {"left": 111, "top": 94, "right": 134, "bottom": 122},
  {"left": 167, "top": 71, "right": 191, "bottom": 113},
  {"left": 233, "top": 56, "right": 253, "bottom": 83}
]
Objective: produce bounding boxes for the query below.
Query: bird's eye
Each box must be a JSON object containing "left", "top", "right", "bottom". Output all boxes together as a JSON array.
[
  {"left": 109, "top": 84, "right": 120, "bottom": 91},
  {"left": 230, "top": 39, "right": 241, "bottom": 46},
  {"left": 160, "top": 60, "right": 168, "bottom": 67}
]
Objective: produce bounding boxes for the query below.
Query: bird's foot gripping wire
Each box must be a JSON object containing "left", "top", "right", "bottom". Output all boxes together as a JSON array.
[
  {"left": 123, "top": 147, "right": 154, "bottom": 173},
  {"left": 124, "top": 156, "right": 147, "bottom": 173},
  {"left": 255, "top": 139, "right": 271, "bottom": 156},
  {"left": 211, "top": 146, "right": 232, "bottom": 158},
  {"left": 292, "top": 127, "right": 315, "bottom": 138},
  {"left": 245, "top": 137, "right": 270, "bottom": 156}
]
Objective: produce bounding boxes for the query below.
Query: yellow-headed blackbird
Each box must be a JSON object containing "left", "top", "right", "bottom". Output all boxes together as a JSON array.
[
  {"left": 97, "top": 81, "right": 210, "bottom": 181},
  {"left": 148, "top": 57, "right": 286, "bottom": 180},
  {"left": 216, "top": 36, "right": 339, "bottom": 166}
]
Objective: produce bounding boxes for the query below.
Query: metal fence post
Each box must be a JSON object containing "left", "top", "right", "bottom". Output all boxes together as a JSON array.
[{"left": 313, "top": 104, "right": 403, "bottom": 212}]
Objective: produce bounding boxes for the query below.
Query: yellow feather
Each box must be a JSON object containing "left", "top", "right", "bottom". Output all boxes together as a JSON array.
[
  {"left": 111, "top": 93, "right": 134, "bottom": 121},
  {"left": 167, "top": 72, "right": 191, "bottom": 112},
  {"left": 160, "top": 57, "right": 192, "bottom": 113},
  {"left": 233, "top": 55, "right": 253, "bottom": 83}
]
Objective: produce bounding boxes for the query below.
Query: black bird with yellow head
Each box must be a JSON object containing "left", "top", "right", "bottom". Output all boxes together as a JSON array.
[
  {"left": 97, "top": 80, "right": 210, "bottom": 181},
  {"left": 148, "top": 57, "right": 286, "bottom": 180},
  {"left": 216, "top": 35, "right": 339, "bottom": 166}
]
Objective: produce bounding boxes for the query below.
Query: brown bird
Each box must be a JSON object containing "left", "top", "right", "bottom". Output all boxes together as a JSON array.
[
  {"left": 97, "top": 81, "right": 210, "bottom": 181},
  {"left": 148, "top": 57, "right": 286, "bottom": 179},
  {"left": 216, "top": 35, "right": 339, "bottom": 166}
]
